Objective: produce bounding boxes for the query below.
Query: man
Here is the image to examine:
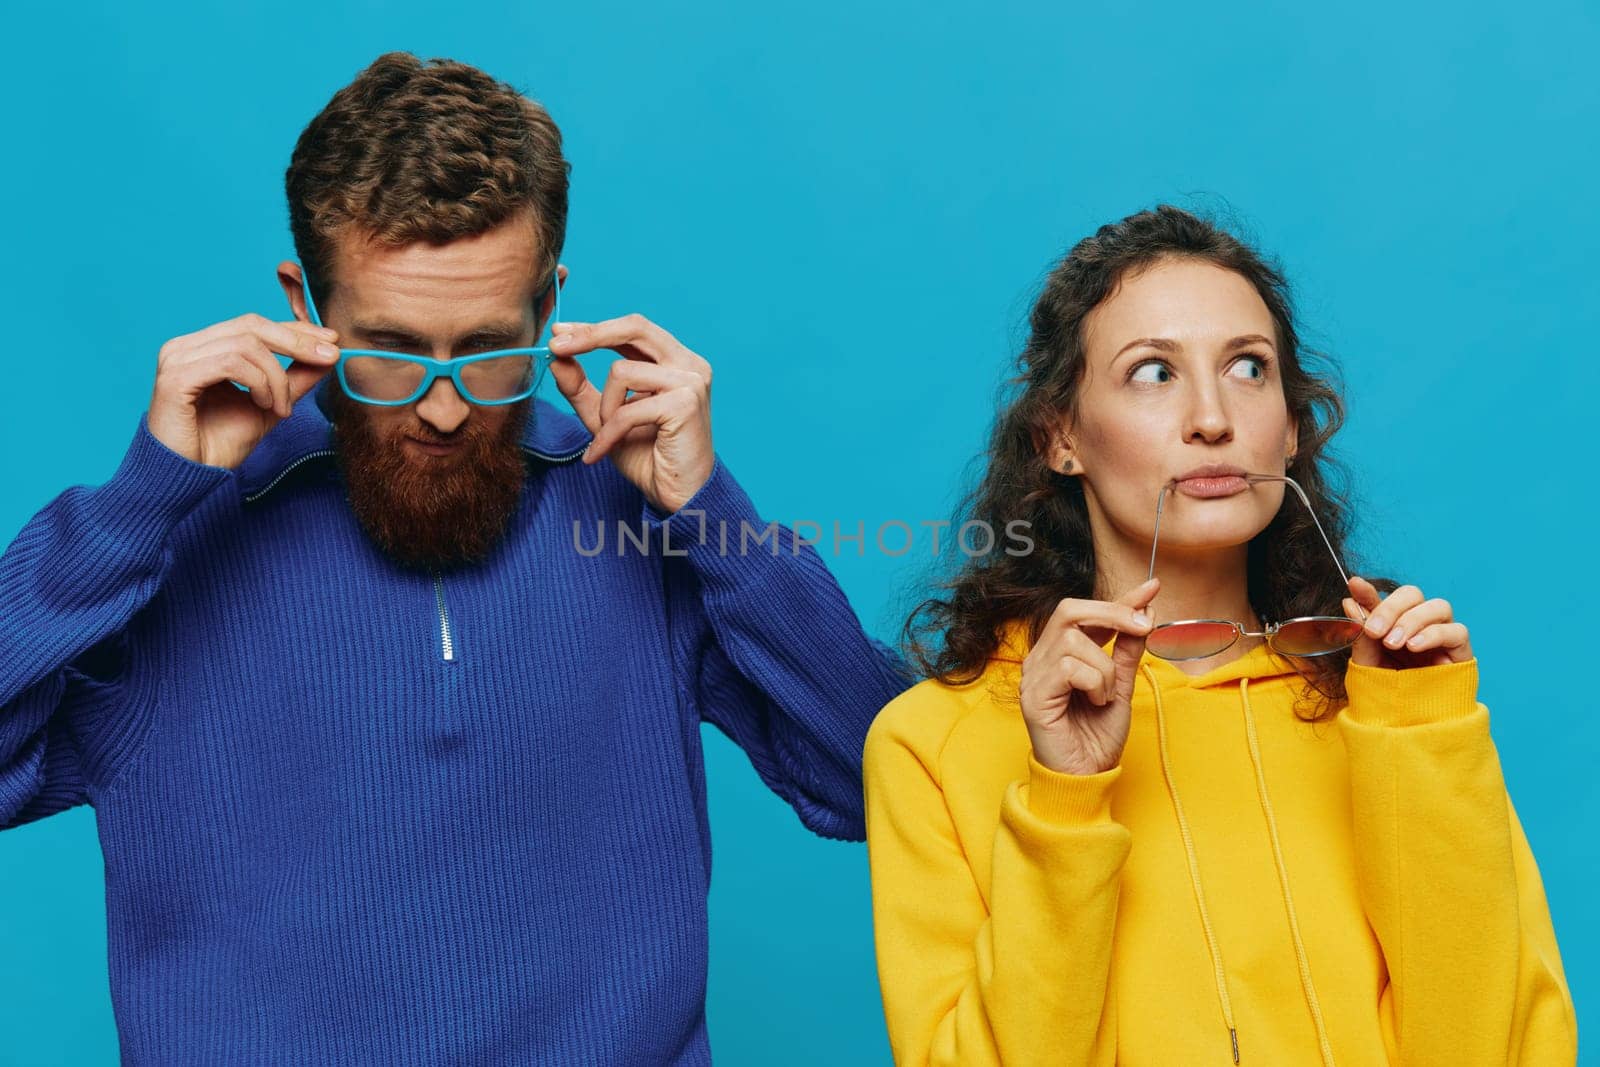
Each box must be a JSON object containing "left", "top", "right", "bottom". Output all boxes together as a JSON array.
[{"left": 0, "top": 52, "right": 907, "bottom": 1063}]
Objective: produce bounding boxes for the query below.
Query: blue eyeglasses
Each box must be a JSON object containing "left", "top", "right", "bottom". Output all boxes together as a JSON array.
[{"left": 300, "top": 266, "right": 563, "bottom": 406}]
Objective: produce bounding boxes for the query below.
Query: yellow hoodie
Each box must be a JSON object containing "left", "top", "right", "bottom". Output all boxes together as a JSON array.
[{"left": 864, "top": 628, "right": 1576, "bottom": 1065}]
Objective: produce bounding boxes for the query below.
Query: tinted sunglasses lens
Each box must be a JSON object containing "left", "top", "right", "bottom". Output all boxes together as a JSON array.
[
  {"left": 1146, "top": 621, "right": 1238, "bottom": 661},
  {"left": 1270, "top": 617, "right": 1363, "bottom": 657}
]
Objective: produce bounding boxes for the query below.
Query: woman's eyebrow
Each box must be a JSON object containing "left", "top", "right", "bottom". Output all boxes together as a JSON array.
[
  {"left": 1114, "top": 337, "right": 1180, "bottom": 359},
  {"left": 1226, "top": 333, "right": 1277, "bottom": 350}
]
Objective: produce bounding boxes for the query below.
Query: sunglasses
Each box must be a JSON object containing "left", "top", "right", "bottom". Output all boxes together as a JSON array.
[{"left": 1143, "top": 473, "right": 1365, "bottom": 662}]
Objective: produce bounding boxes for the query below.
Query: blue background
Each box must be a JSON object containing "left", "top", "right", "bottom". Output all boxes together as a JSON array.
[{"left": 2, "top": 2, "right": 1595, "bottom": 1062}]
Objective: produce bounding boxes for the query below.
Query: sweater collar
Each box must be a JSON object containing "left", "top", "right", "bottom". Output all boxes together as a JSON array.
[{"left": 236, "top": 379, "right": 593, "bottom": 500}]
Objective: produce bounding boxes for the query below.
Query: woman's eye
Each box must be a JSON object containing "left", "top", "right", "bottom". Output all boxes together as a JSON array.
[
  {"left": 1130, "top": 361, "right": 1172, "bottom": 384},
  {"left": 1227, "top": 356, "right": 1267, "bottom": 380}
]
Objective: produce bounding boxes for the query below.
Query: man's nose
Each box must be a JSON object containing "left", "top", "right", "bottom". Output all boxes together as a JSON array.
[{"left": 414, "top": 378, "right": 471, "bottom": 435}]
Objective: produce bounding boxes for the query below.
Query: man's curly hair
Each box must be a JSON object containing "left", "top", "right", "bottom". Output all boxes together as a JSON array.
[{"left": 286, "top": 51, "right": 570, "bottom": 309}]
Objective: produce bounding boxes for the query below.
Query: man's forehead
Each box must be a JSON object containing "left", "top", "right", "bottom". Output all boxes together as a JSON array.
[{"left": 329, "top": 218, "right": 544, "bottom": 323}]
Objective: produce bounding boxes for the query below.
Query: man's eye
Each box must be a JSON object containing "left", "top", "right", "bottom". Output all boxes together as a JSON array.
[{"left": 1130, "top": 361, "right": 1172, "bottom": 384}]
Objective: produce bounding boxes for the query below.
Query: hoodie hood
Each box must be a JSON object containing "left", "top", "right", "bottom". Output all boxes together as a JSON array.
[{"left": 990, "top": 617, "right": 1305, "bottom": 690}]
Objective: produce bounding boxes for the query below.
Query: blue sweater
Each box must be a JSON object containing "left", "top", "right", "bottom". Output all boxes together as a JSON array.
[{"left": 0, "top": 385, "right": 909, "bottom": 1064}]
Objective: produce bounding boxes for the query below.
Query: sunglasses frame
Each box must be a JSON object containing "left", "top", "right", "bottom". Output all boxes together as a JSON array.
[{"left": 1143, "top": 473, "right": 1365, "bottom": 662}]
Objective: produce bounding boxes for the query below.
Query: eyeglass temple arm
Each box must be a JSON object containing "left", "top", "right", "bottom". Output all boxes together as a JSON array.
[
  {"left": 1145, "top": 473, "right": 1366, "bottom": 619},
  {"left": 300, "top": 270, "right": 325, "bottom": 329}
]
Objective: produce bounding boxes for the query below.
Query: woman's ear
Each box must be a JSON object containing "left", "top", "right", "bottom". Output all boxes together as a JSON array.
[
  {"left": 1284, "top": 417, "right": 1300, "bottom": 464},
  {"left": 1046, "top": 428, "right": 1080, "bottom": 476}
]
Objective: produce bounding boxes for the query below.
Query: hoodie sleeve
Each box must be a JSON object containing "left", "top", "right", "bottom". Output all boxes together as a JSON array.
[
  {"left": 1339, "top": 659, "right": 1577, "bottom": 1065},
  {"left": 864, "top": 692, "right": 1129, "bottom": 1066},
  {"left": 646, "top": 456, "right": 912, "bottom": 841},
  {"left": 0, "top": 417, "right": 229, "bottom": 827}
]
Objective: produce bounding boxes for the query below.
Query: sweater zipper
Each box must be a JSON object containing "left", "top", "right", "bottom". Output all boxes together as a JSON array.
[
  {"left": 431, "top": 571, "right": 456, "bottom": 662},
  {"left": 241, "top": 450, "right": 337, "bottom": 503},
  {"left": 416, "top": 444, "right": 585, "bottom": 664}
]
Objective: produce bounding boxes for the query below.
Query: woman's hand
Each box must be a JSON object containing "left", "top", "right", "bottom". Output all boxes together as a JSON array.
[
  {"left": 1019, "top": 578, "right": 1159, "bottom": 776},
  {"left": 1343, "top": 576, "right": 1473, "bottom": 669}
]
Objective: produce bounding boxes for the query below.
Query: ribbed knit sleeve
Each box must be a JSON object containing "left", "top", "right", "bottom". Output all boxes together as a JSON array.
[
  {"left": 865, "top": 693, "right": 1130, "bottom": 1066},
  {"left": 646, "top": 456, "right": 910, "bottom": 841},
  {"left": 0, "top": 416, "right": 229, "bottom": 825},
  {"left": 1339, "top": 659, "right": 1577, "bottom": 1064}
]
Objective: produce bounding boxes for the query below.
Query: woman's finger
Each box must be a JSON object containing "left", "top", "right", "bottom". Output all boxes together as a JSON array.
[
  {"left": 1346, "top": 575, "right": 1382, "bottom": 615},
  {"left": 1060, "top": 657, "right": 1109, "bottom": 707},
  {"left": 1342, "top": 596, "right": 1365, "bottom": 624},
  {"left": 1362, "top": 584, "right": 1426, "bottom": 643},
  {"left": 1405, "top": 622, "right": 1472, "bottom": 661},
  {"left": 1385, "top": 597, "right": 1454, "bottom": 651},
  {"left": 1039, "top": 581, "right": 1158, "bottom": 648},
  {"left": 1060, "top": 630, "right": 1116, "bottom": 699}
]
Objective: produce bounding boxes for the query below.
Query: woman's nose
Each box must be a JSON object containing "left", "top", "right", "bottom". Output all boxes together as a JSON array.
[{"left": 1184, "top": 383, "right": 1233, "bottom": 443}]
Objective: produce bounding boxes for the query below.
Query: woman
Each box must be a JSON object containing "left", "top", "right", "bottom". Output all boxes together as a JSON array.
[{"left": 864, "top": 206, "right": 1575, "bottom": 1065}]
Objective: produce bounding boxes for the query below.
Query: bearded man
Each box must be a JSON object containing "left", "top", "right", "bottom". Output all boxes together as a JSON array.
[{"left": 0, "top": 52, "right": 908, "bottom": 1064}]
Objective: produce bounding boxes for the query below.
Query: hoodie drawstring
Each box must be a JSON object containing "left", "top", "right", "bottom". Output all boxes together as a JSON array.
[
  {"left": 1240, "top": 678, "right": 1336, "bottom": 1067},
  {"left": 1146, "top": 664, "right": 1240, "bottom": 1064},
  {"left": 1144, "top": 666, "right": 1338, "bottom": 1066}
]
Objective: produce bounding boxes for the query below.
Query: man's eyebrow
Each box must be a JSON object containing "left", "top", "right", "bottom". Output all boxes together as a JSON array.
[{"left": 349, "top": 319, "right": 529, "bottom": 345}]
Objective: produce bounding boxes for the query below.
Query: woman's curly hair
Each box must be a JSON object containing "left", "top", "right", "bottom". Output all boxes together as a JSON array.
[{"left": 904, "top": 205, "right": 1382, "bottom": 720}]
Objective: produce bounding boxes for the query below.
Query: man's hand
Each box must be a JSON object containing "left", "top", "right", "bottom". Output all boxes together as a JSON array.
[
  {"left": 148, "top": 314, "right": 341, "bottom": 470},
  {"left": 547, "top": 314, "right": 715, "bottom": 515}
]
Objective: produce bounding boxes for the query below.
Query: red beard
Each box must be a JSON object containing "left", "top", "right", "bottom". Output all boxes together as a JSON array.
[{"left": 328, "top": 390, "right": 530, "bottom": 572}]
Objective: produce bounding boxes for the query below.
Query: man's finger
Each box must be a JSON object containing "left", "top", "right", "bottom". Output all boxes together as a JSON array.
[
  {"left": 549, "top": 314, "right": 698, "bottom": 370},
  {"left": 231, "top": 315, "right": 341, "bottom": 365},
  {"left": 548, "top": 353, "right": 602, "bottom": 432},
  {"left": 285, "top": 359, "right": 335, "bottom": 407},
  {"left": 584, "top": 393, "right": 671, "bottom": 463},
  {"left": 598, "top": 361, "right": 703, "bottom": 425}
]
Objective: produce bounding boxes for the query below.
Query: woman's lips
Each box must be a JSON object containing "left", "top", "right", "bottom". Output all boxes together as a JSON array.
[{"left": 1174, "top": 475, "right": 1249, "bottom": 498}]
